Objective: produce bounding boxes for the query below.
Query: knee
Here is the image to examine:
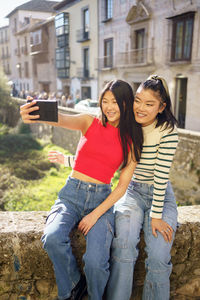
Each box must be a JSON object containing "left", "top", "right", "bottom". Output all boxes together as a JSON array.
[
  {"left": 83, "top": 252, "right": 106, "bottom": 272},
  {"left": 146, "top": 245, "right": 171, "bottom": 267},
  {"left": 111, "top": 237, "right": 139, "bottom": 263},
  {"left": 42, "top": 230, "right": 69, "bottom": 251}
]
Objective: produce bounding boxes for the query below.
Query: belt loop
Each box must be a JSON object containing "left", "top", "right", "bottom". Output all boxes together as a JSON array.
[
  {"left": 77, "top": 180, "right": 81, "bottom": 190},
  {"left": 95, "top": 184, "right": 98, "bottom": 193}
]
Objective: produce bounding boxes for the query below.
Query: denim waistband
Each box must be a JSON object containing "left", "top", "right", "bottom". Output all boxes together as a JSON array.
[
  {"left": 128, "top": 180, "right": 154, "bottom": 193},
  {"left": 67, "top": 176, "right": 111, "bottom": 192},
  {"left": 128, "top": 180, "right": 170, "bottom": 194}
]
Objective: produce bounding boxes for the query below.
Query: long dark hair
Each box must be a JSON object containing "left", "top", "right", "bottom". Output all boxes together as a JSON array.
[
  {"left": 99, "top": 79, "right": 143, "bottom": 167},
  {"left": 139, "top": 75, "right": 178, "bottom": 130}
]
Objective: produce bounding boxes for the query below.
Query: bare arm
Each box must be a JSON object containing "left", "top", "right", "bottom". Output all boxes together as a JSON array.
[
  {"left": 78, "top": 151, "right": 137, "bottom": 235},
  {"left": 20, "top": 100, "right": 93, "bottom": 134}
]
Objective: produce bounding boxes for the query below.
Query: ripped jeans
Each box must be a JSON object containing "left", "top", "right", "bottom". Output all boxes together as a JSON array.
[
  {"left": 106, "top": 181, "right": 178, "bottom": 300},
  {"left": 41, "top": 177, "right": 114, "bottom": 300}
]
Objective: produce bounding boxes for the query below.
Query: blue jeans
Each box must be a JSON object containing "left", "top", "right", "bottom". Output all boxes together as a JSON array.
[
  {"left": 106, "top": 181, "right": 178, "bottom": 300},
  {"left": 41, "top": 177, "right": 114, "bottom": 300}
]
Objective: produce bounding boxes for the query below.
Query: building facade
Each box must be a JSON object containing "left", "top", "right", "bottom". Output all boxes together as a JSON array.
[
  {"left": 54, "top": 0, "right": 98, "bottom": 100},
  {"left": 98, "top": 0, "right": 200, "bottom": 131},
  {"left": 29, "top": 16, "right": 57, "bottom": 94},
  {"left": 6, "top": 0, "right": 58, "bottom": 95},
  {"left": 0, "top": 26, "right": 11, "bottom": 79}
]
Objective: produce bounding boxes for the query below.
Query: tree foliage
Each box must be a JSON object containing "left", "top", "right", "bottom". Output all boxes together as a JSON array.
[{"left": 0, "top": 67, "right": 19, "bottom": 127}]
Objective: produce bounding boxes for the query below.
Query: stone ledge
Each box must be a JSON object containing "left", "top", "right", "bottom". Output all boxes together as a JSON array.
[{"left": 0, "top": 207, "right": 200, "bottom": 300}]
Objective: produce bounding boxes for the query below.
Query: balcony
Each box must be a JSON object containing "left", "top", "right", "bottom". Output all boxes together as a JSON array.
[
  {"left": 76, "top": 29, "right": 90, "bottom": 42},
  {"left": 30, "top": 42, "right": 48, "bottom": 55},
  {"left": 97, "top": 55, "right": 114, "bottom": 70},
  {"left": 116, "top": 48, "right": 154, "bottom": 67},
  {"left": 1, "top": 53, "right": 10, "bottom": 59},
  {"left": 30, "top": 40, "right": 48, "bottom": 64},
  {"left": 77, "top": 67, "right": 90, "bottom": 79}
]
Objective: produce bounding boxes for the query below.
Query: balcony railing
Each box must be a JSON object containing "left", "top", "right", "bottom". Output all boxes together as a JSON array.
[
  {"left": 116, "top": 48, "right": 154, "bottom": 67},
  {"left": 76, "top": 29, "right": 90, "bottom": 42},
  {"left": 97, "top": 55, "right": 115, "bottom": 70},
  {"left": 0, "top": 37, "right": 9, "bottom": 44},
  {"left": 77, "top": 67, "right": 90, "bottom": 79},
  {"left": 1, "top": 53, "right": 10, "bottom": 59},
  {"left": 30, "top": 42, "right": 48, "bottom": 55}
]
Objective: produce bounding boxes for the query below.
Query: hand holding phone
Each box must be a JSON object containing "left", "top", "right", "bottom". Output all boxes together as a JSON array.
[{"left": 27, "top": 99, "right": 58, "bottom": 122}]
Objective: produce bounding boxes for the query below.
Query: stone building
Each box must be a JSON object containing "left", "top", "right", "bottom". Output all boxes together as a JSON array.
[
  {"left": 6, "top": 0, "right": 58, "bottom": 95},
  {"left": 54, "top": 0, "right": 98, "bottom": 100},
  {"left": 29, "top": 16, "right": 57, "bottom": 94},
  {"left": 98, "top": 0, "right": 200, "bottom": 131},
  {"left": 0, "top": 26, "right": 11, "bottom": 79}
]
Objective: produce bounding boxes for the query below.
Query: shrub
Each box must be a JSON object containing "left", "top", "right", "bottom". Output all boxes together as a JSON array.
[{"left": 0, "top": 134, "right": 42, "bottom": 156}]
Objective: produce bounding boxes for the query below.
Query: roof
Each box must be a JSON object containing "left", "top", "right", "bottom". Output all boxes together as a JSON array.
[
  {"left": 6, "top": 0, "right": 59, "bottom": 18},
  {"left": 53, "top": 0, "right": 76, "bottom": 10}
]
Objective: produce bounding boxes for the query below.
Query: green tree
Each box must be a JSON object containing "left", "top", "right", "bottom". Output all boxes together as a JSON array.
[{"left": 0, "top": 67, "right": 19, "bottom": 127}]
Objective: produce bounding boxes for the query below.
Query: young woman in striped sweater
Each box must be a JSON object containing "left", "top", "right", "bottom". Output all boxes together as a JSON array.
[
  {"left": 106, "top": 75, "right": 178, "bottom": 300},
  {"left": 50, "top": 75, "right": 178, "bottom": 300}
]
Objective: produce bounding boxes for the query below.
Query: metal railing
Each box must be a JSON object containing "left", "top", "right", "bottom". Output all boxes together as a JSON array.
[
  {"left": 76, "top": 28, "right": 90, "bottom": 42},
  {"left": 116, "top": 48, "right": 154, "bottom": 66},
  {"left": 76, "top": 67, "right": 90, "bottom": 78}
]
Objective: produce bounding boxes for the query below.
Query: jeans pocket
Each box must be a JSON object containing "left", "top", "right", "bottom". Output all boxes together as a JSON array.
[{"left": 45, "top": 206, "right": 61, "bottom": 226}]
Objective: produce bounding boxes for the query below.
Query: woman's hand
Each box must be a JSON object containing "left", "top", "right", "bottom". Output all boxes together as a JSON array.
[
  {"left": 78, "top": 211, "right": 99, "bottom": 236},
  {"left": 48, "top": 150, "right": 65, "bottom": 165},
  {"left": 151, "top": 218, "right": 173, "bottom": 242},
  {"left": 20, "top": 99, "right": 40, "bottom": 123}
]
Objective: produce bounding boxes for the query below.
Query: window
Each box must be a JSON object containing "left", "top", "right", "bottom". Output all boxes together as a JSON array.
[
  {"left": 57, "top": 68, "right": 69, "bottom": 78},
  {"left": 56, "top": 47, "right": 70, "bottom": 68},
  {"left": 17, "top": 63, "right": 22, "bottom": 78},
  {"left": 57, "top": 35, "right": 69, "bottom": 48},
  {"left": 135, "top": 28, "right": 145, "bottom": 63},
  {"left": 55, "top": 13, "right": 69, "bottom": 37},
  {"left": 5, "top": 30, "right": 7, "bottom": 42},
  {"left": 56, "top": 47, "right": 70, "bottom": 78},
  {"left": 104, "top": 38, "right": 113, "bottom": 68},
  {"left": 81, "top": 86, "right": 91, "bottom": 99},
  {"left": 105, "top": 0, "right": 113, "bottom": 20},
  {"left": 175, "top": 77, "right": 187, "bottom": 128},
  {"left": 133, "top": 82, "right": 141, "bottom": 94},
  {"left": 17, "top": 39, "right": 20, "bottom": 54},
  {"left": 83, "top": 8, "right": 89, "bottom": 39},
  {"left": 171, "top": 12, "right": 194, "bottom": 61},
  {"left": 24, "top": 62, "right": 29, "bottom": 78},
  {"left": 14, "top": 18, "right": 17, "bottom": 32},
  {"left": 30, "top": 30, "right": 41, "bottom": 45},
  {"left": 83, "top": 48, "right": 89, "bottom": 78}
]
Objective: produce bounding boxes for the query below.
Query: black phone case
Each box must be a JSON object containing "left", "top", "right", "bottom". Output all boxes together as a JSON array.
[{"left": 27, "top": 100, "right": 58, "bottom": 122}]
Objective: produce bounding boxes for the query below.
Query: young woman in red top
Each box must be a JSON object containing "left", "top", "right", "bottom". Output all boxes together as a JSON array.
[{"left": 20, "top": 80, "right": 143, "bottom": 300}]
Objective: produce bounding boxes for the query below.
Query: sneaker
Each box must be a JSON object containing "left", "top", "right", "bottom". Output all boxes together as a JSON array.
[{"left": 70, "top": 274, "right": 87, "bottom": 300}]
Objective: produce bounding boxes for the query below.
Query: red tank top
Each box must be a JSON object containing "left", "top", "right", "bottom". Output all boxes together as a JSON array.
[{"left": 73, "top": 118, "right": 124, "bottom": 183}]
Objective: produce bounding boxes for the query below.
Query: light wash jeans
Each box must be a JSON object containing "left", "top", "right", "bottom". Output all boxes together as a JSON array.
[
  {"left": 41, "top": 176, "right": 114, "bottom": 300},
  {"left": 106, "top": 181, "right": 178, "bottom": 300}
]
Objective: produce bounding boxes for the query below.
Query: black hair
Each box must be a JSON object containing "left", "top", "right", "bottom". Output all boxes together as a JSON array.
[
  {"left": 138, "top": 75, "right": 178, "bottom": 130},
  {"left": 99, "top": 79, "right": 143, "bottom": 167}
]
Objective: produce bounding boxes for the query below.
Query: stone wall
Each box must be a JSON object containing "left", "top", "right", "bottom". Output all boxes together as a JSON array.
[{"left": 0, "top": 207, "right": 200, "bottom": 300}]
